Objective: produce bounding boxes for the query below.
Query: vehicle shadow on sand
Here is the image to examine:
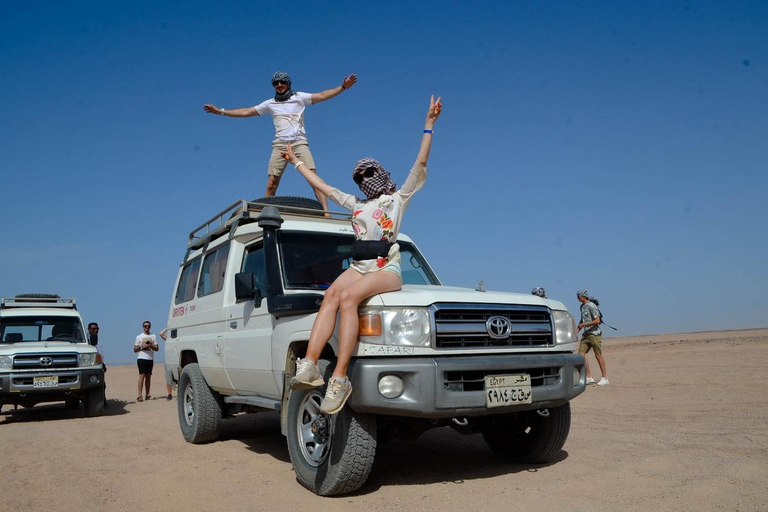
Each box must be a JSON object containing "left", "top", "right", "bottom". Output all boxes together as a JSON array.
[
  {"left": 0, "top": 398, "right": 129, "bottom": 424},
  {"left": 215, "top": 412, "right": 569, "bottom": 493}
]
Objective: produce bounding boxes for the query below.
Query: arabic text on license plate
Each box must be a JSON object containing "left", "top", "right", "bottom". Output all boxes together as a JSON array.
[
  {"left": 33, "top": 376, "right": 59, "bottom": 388},
  {"left": 485, "top": 373, "right": 532, "bottom": 408}
]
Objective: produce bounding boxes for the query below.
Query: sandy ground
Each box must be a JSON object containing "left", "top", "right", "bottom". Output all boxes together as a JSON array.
[{"left": 1, "top": 329, "right": 766, "bottom": 512}]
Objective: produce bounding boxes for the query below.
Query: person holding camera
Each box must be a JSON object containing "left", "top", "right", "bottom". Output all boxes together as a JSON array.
[
  {"left": 281, "top": 95, "right": 442, "bottom": 414},
  {"left": 134, "top": 320, "right": 159, "bottom": 401}
]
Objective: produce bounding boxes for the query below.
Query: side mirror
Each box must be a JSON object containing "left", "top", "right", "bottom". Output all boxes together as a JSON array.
[{"left": 235, "top": 272, "right": 261, "bottom": 303}]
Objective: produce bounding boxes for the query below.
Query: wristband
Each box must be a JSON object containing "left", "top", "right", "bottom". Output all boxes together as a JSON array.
[
  {"left": 423, "top": 129, "right": 433, "bottom": 134},
  {"left": 341, "top": 84, "right": 348, "bottom": 90},
  {"left": 221, "top": 108, "right": 226, "bottom": 115},
  {"left": 293, "top": 161, "right": 305, "bottom": 169}
]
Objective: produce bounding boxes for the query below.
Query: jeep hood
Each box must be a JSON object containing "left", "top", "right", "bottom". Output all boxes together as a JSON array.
[
  {"left": 366, "top": 285, "right": 569, "bottom": 311},
  {"left": 0, "top": 342, "right": 95, "bottom": 354}
]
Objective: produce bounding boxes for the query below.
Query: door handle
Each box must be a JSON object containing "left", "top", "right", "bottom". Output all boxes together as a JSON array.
[{"left": 229, "top": 321, "right": 237, "bottom": 329}]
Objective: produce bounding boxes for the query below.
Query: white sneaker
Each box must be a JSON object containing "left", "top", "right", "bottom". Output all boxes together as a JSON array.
[
  {"left": 586, "top": 377, "right": 596, "bottom": 384},
  {"left": 597, "top": 377, "right": 610, "bottom": 386},
  {"left": 290, "top": 358, "right": 324, "bottom": 390},
  {"left": 320, "top": 377, "right": 353, "bottom": 415}
]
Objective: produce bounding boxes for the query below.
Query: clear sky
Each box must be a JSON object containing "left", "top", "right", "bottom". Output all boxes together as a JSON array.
[{"left": 2, "top": 1, "right": 766, "bottom": 364}]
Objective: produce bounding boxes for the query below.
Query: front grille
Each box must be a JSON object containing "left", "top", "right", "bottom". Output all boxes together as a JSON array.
[
  {"left": 12, "top": 353, "right": 79, "bottom": 370},
  {"left": 444, "top": 367, "right": 560, "bottom": 392},
  {"left": 12, "top": 375, "right": 78, "bottom": 386},
  {"left": 432, "top": 304, "right": 553, "bottom": 349}
]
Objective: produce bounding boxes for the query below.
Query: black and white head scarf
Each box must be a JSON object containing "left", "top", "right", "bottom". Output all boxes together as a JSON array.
[
  {"left": 272, "top": 71, "right": 295, "bottom": 102},
  {"left": 353, "top": 158, "right": 397, "bottom": 200}
]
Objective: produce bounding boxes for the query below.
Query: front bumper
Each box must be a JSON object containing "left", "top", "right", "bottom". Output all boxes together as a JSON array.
[
  {"left": 0, "top": 368, "right": 105, "bottom": 401},
  {"left": 348, "top": 353, "right": 585, "bottom": 418}
]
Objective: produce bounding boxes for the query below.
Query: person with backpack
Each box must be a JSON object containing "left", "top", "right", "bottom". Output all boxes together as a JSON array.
[{"left": 577, "top": 289, "right": 609, "bottom": 386}]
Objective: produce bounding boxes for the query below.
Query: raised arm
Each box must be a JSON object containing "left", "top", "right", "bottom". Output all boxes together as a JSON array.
[
  {"left": 416, "top": 95, "right": 442, "bottom": 167},
  {"left": 203, "top": 104, "right": 259, "bottom": 117},
  {"left": 310, "top": 74, "right": 357, "bottom": 104},
  {"left": 280, "top": 143, "right": 334, "bottom": 197}
]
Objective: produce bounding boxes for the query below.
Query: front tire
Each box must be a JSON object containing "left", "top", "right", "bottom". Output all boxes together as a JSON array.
[
  {"left": 286, "top": 359, "right": 377, "bottom": 496},
  {"left": 84, "top": 387, "right": 105, "bottom": 417},
  {"left": 482, "top": 402, "right": 571, "bottom": 464},
  {"left": 178, "top": 363, "right": 222, "bottom": 443}
]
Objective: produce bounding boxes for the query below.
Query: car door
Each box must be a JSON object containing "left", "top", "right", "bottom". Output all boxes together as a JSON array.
[{"left": 223, "top": 240, "right": 278, "bottom": 397}]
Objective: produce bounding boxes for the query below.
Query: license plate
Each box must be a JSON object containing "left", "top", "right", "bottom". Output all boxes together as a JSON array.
[
  {"left": 33, "top": 375, "right": 59, "bottom": 388},
  {"left": 485, "top": 373, "right": 532, "bottom": 408}
]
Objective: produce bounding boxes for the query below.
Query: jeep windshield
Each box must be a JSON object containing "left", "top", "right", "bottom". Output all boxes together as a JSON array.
[
  {"left": 1, "top": 317, "right": 85, "bottom": 343},
  {"left": 278, "top": 231, "right": 440, "bottom": 289}
]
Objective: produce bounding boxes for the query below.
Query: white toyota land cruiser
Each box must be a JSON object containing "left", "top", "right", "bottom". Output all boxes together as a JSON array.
[
  {"left": 165, "top": 197, "right": 586, "bottom": 496},
  {"left": 0, "top": 294, "right": 105, "bottom": 417}
]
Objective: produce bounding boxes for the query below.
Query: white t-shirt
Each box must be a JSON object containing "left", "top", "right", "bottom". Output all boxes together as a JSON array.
[
  {"left": 135, "top": 334, "right": 157, "bottom": 361},
  {"left": 328, "top": 161, "right": 427, "bottom": 273},
  {"left": 254, "top": 92, "right": 313, "bottom": 142}
]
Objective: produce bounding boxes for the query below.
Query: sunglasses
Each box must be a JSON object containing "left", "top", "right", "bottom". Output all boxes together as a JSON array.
[
  {"left": 353, "top": 167, "right": 378, "bottom": 184},
  {"left": 89, "top": 327, "right": 99, "bottom": 331},
  {"left": 272, "top": 80, "right": 288, "bottom": 85},
  {"left": 143, "top": 325, "right": 151, "bottom": 328}
]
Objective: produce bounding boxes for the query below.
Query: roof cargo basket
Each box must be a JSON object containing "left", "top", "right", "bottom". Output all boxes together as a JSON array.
[{"left": 1, "top": 294, "right": 77, "bottom": 309}]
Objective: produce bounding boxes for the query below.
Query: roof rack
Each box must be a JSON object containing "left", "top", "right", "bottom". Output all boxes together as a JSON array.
[
  {"left": 187, "top": 199, "right": 352, "bottom": 252},
  {"left": 1, "top": 296, "right": 77, "bottom": 309}
]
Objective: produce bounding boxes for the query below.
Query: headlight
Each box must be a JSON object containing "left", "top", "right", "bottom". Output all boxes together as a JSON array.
[
  {"left": 0, "top": 355, "right": 12, "bottom": 369},
  {"left": 552, "top": 310, "right": 577, "bottom": 345},
  {"left": 359, "top": 308, "right": 432, "bottom": 347},
  {"left": 385, "top": 309, "right": 431, "bottom": 346},
  {"left": 78, "top": 353, "right": 97, "bottom": 367}
]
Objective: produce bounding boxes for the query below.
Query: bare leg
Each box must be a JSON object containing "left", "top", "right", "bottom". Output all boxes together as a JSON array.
[
  {"left": 308, "top": 168, "right": 329, "bottom": 211},
  {"left": 145, "top": 374, "right": 152, "bottom": 398},
  {"left": 334, "top": 271, "right": 402, "bottom": 379},
  {"left": 305, "top": 268, "right": 364, "bottom": 362},
  {"left": 595, "top": 353, "right": 608, "bottom": 379},
  {"left": 137, "top": 375, "right": 145, "bottom": 397},
  {"left": 166, "top": 383, "right": 173, "bottom": 395},
  {"left": 581, "top": 352, "right": 592, "bottom": 379},
  {"left": 265, "top": 175, "right": 281, "bottom": 197}
]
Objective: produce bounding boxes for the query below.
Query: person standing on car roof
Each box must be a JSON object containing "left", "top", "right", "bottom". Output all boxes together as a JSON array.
[
  {"left": 281, "top": 95, "right": 442, "bottom": 415},
  {"left": 203, "top": 71, "right": 358, "bottom": 212},
  {"left": 577, "top": 290, "right": 609, "bottom": 386},
  {"left": 134, "top": 321, "right": 159, "bottom": 401}
]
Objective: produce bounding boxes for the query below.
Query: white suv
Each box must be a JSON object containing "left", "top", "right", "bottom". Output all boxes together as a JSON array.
[
  {"left": 0, "top": 294, "right": 105, "bottom": 417},
  {"left": 165, "top": 198, "right": 586, "bottom": 496}
]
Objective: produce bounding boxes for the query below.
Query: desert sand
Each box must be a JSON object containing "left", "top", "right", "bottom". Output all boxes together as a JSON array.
[{"left": 1, "top": 329, "right": 766, "bottom": 511}]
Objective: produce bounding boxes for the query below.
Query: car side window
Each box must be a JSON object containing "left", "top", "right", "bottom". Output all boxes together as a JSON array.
[
  {"left": 198, "top": 244, "right": 231, "bottom": 297},
  {"left": 175, "top": 259, "right": 202, "bottom": 304},
  {"left": 242, "top": 242, "right": 266, "bottom": 296}
]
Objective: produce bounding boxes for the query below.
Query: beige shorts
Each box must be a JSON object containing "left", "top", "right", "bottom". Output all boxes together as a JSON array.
[
  {"left": 579, "top": 333, "right": 603, "bottom": 356},
  {"left": 268, "top": 140, "right": 316, "bottom": 177}
]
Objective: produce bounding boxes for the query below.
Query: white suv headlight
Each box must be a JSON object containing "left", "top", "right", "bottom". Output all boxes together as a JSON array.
[
  {"left": 383, "top": 309, "right": 431, "bottom": 346},
  {"left": 0, "top": 355, "right": 12, "bottom": 369},
  {"left": 552, "top": 310, "right": 577, "bottom": 345},
  {"left": 78, "top": 353, "right": 96, "bottom": 367}
]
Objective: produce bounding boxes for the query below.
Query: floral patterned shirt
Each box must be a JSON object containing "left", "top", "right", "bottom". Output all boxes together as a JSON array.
[
  {"left": 580, "top": 301, "right": 602, "bottom": 337},
  {"left": 328, "top": 161, "right": 427, "bottom": 273}
]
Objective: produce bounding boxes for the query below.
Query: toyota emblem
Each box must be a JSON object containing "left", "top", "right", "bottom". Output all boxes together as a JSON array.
[
  {"left": 486, "top": 316, "right": 512, "bottom": 339},
  {"left": 39, "top": 356, "right": 53, "bottom": 366}
]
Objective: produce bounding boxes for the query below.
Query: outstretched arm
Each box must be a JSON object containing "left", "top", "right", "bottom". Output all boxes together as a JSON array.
[
  {"left": 203, "top": 104, "right": 259, "bottom": 117},
  {"left": 280, "top": 143, "right": 334, "bottom": 197},
  {"left": 311, "top": 74, "right": 357, "bottom": 104},
  {"left": 416, "top": 95, "right": 442, "bottom": 167}
]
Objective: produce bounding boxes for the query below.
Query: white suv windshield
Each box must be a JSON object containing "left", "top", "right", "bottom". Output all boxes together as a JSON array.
[
  {"left": 277, "top": 232, "right": 440, "bottom": 289},
  {"left": 1, "top": 317, "right": 85, "bottom": 343}
]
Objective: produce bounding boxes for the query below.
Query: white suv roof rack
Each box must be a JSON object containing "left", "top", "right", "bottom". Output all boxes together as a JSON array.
[
  {"left": 187, "top": 199, "right": 352, "bottom": 252},
  {"left": 1, "top": 296, "right": 77, "bottom": 309}
]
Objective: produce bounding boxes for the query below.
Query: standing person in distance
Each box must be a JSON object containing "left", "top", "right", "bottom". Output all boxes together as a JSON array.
[
  {"left": 87, "top": 322, "right": 108, "bottom": 408},
  {"left": 134, "top": 321, "right": 159, "bottom": 401},
  {"left": 577, "top": 290, "right": 609, "bottom": 386},
  {"left": 158, "top": 328, "right": 175, "bottom": 401},
  {"left": 281, "top": 95, "right": 442, "bottom": 414},
  {"left": 203, "top": 71, "right": 358, "bottom": 211}
]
